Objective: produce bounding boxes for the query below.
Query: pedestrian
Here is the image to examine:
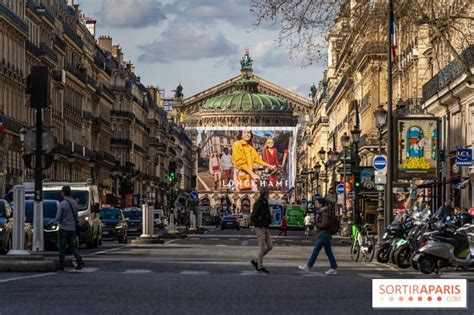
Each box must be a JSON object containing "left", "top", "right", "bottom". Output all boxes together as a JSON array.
[
  {"left": 55, "top": 185, "right": 85, "bottom": 271},
  {"left": 304, "top": 213, "right": 312, "bottom": 236},
  {"left": 278, "top": 216, "right": 287, "bottom": 236},
  {"left": 250, "top": 187, "right": 273, "bottom": 273},
  {"left": 298, "top": 198, "right": 338, "bottom": 275}
]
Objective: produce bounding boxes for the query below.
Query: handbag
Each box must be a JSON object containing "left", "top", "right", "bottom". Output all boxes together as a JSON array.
[
  {"left": 65, "top": 199, "right": 82, "bottom": 236},
  {"left": 237, "top": 171, "right": 252, "bottom": 190}
]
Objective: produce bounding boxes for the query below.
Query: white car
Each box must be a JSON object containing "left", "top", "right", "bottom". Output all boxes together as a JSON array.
[{"left": 235, "top": 214, "right": 249, "bottom": 228}]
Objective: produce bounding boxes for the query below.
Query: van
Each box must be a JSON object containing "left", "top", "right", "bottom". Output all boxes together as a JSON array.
[{"left": 24, "top": 182, "right": 102, "bottom": 248}]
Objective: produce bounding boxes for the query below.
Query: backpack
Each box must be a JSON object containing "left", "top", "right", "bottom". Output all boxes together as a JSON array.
[{"left": 315, "top": 207, "right": 340, "bottom": 235}]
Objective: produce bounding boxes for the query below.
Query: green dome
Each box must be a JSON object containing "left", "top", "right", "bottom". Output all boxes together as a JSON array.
[{"left": 202, "top": 78, "right": 289, "bottom": 112}]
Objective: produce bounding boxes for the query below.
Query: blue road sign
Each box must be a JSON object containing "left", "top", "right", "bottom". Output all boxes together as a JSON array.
[
  {"left": 336, "top": 183, "right": 345, "bottom": 195},
  {"left": 189, "top": 191, "right": 199, "bottom": 202},
  {"left": 456, "top": 149, "right": 472, "bottom": 166},
  {"left": 373, "top": 155, "right": 388, "bottom": 171}
]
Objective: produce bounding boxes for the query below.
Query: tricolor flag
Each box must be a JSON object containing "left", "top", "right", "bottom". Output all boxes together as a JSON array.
[{"left": 390, "top": 12, "right": 397, "bottom": 58}]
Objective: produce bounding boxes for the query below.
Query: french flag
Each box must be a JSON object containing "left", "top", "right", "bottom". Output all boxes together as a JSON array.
[{"left": 390, "top": 12, "right": 397, "bottom": 58}]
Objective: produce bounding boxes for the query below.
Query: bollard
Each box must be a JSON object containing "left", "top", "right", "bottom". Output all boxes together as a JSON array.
[
  {"left": 148, "top": 205, "right": 154, "bottom": 236},
  {"left": 8, "top": 185, "right": 29, "bottom": 255},
  {"left": 189, "top": 213, "right": 197, "bottom": 231},
  {"left": 167, "top": 213, "right": 177, "bottom": 234},
  {"left": 141, "top": 204, "right": 151, "bottom": 237},
  {"left": 197, "top": 211, "right": 202, "bottom": 229},
  {"left": 32, "top": 201, "right": 44, "bottom": 252}
]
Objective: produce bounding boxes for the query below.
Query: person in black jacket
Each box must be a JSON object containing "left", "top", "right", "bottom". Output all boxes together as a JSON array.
[{"left": 250, "top": 188, "right": 273, "bottom": 273}]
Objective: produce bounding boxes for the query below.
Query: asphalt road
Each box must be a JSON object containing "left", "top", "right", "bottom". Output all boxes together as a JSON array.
[{"left": 0, "top": 227, "right": 473, "bottom": 315}]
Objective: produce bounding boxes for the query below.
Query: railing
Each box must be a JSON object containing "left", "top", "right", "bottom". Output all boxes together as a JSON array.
[
  {"left": 111, "top": 138, "right": 132, "bottom": 147},
  {"left": 63, "top": 23, "right": 84, "bottom": 49},
  {"left": 54, "top": 34, "right": 66, "bottom": 52},
  {"left": 38, "top": 5, "right": 55, "bottom": 24},
  {"left": 99, "top": 117, "right": 111, "bottom": 127},
  {"left": 0, "top": 4, "right": 28, "bottom": 34},
  {"left": 101, "top": 151, "right": 116, "bottom": 163},
  {"left": 135, "top": 117, "right": 146, "bottom": 129},
  {"left": 133, "top": 144, "right": 147, "bottom": 155},
  {"left": 65, "top": 62, "right": 86, "bottom": 83},
  {"left": 39, "top": 43, "right": 58, "bottom": 63},
  {"left": 101, "top": 85, "right": 115, "bottom": 100},
  {"left": 86, "top": 75, "right": 97, "bottom": 88},
  {"left": 110, "top": 85, "right": 129, "bottom": 93},
  {"left": 422, "top": 45, "right": 474, "bottom": 101},
  {"left": 82, "top": 110, "right": 93, "bottom": 121},
  {"left": 25, "top": 40, "right": 41, "bottom": 57},
  {"left": 111, "top": 110, "right": 134, "bottom": 120}
]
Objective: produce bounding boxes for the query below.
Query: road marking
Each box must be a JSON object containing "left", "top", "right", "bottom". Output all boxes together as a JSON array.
[
  {"left": 190, "top": 238, "right": 200, "bottom": 241},
  {"left": 164, "top": 239, "right": 181, "bottom": 245},
  {"left": 210, "top": 238, "right": 219, "bottom": 241},
  {"left": 301, "top": 272, "right": 327, "bottom": 277},
  {"left": 216, "top": 245, "right": 228, "bottom": 247},
  {"left": 68, "top": 267, "right": 100, "bottom": 273},
  {"left": 230, "top": 238, "right": 239, "bottom": 241},
  {"left": 0, "top": 273, "right": 56, "bottom": 283},
  {"left": 284, "top": 240, "right": 294, "bottom": 242},
  {"left": 241, "top": 240, "right": 248, "bottom": 246},
  {"left": 358, "top": 273, "right": 384, "bottom": 279},
  {"left": 302, "top": 240, "right": 312, "bottom": 243},
  {"left": 123, "top": 269, "right": 151, "bottom": 274},
  {"left": 179, "top": 271, "right": 209, "bottom": 275},
  {"left": 82, "top": 245, "right": 129, "bottom": 257},
  {"left": 240, "top": 271, "right": 267, "bottom": 276}
]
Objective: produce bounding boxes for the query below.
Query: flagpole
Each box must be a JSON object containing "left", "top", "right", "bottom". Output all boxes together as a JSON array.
[{"left": 385, "top": 0, "right": 394, "bottom": 225}]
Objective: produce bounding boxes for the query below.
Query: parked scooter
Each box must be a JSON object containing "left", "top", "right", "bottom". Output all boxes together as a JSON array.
[{"left": 412, "top": 222, "right": 474, "bottom": 274}]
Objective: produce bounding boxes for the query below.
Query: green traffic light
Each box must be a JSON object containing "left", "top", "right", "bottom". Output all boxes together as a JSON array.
[{"left": 355, "top": 182, "right": 361, "bottom": 187}]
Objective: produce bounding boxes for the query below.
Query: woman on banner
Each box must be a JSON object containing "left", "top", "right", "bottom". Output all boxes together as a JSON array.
[
  {"left": 232, "top": 130, "right": 276, "bottom": 192},
  {"left": 208, "top": 151, "right": 222, "bottom": 190},
  {"left": 263, "top": 137, "right": 280, "bottom": 188}
]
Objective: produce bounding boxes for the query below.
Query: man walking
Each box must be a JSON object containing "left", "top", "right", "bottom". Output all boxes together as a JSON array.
[
  {"left": 55, "top": 186, "right": 85, "bottom": 271},
  {"left": 298, "top": 198, "right": 337, "bottom": 275},
  {"left": 250, "top": 188, "right": 273, "bottom": 273}
]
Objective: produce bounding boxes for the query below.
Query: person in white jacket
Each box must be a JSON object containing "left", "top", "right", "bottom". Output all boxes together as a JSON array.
[{"left": 304, "top": 213, "right": 313, "bottom": 236}]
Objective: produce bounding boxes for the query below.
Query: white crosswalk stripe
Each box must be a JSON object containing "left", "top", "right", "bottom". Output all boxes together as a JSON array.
[
  {"left": 358, "top": 273, "right": 384, "bottom": 279},
  {"left": 67, "top": 267, "right": 100, "bottom": 273},
  {"left": 301, "top": 272, "right": 327, "bottom": 277},
  {"left": 179, "top": 271, "right": 209, "bottom": 275}
]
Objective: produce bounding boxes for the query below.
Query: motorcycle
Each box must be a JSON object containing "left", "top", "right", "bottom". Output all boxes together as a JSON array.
[
  {"left": 376, "top": 220, "right": 405, "bottom": 263},
  {"left": 412, "top": 223, "right": 474, "bottom": 274}
]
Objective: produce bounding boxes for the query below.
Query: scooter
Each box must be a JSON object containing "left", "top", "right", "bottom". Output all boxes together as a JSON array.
[{"left": 412, "top": 223, "right": 474, "bottom": 274}]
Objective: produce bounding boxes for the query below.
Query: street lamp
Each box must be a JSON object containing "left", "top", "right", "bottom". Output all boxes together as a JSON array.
[
  {"left": 314, "top": 162, "right": 321, "bottom": 195},
  {"left": 68, "top": 155, "right": 75, "bottom": 182},
  {"left": 20, "top": 127, "right": 27, "bottom": 183},
  {"left": 318, "top": 147, "right": 327, "bottom": 196},
  {"left": 374, "top": 104, "right": 388, "bottom": 243},
  {"left": 351, "top": 124, "right": 361, "bottom": 224},
  {"left": 89, "top": 158, "right": 96, "bottom": 184},
  {"left": 340, "top": 132, "right": 350, "bottom": 234}
]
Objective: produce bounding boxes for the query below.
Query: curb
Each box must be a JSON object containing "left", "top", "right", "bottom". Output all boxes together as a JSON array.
[
  {"left": 132, "top": 237, "right": 165, "bottom": 245},
  {"left": 0, "top": 258, "right": 56, "bottom": 272},
  {"left": 159, "top": 233, "right": 188, "bottom": 240}
]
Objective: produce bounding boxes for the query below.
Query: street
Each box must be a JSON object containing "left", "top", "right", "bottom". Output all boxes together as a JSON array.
[{"left": 1, "top": 228, "right": 473, "bottom": 314}]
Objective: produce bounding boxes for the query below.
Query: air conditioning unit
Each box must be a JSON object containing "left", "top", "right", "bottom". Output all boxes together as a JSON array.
[{"left": 52, "top": 69, "right": 66, "bottom": 84}]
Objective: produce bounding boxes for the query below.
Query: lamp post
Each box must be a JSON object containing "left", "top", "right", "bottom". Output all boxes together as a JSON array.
[
  {"left": 330, "top": 148, "right": 339, "bottom": 202},
  {"left": 89, "top": 158, "right": 96, "bottom": 184},
  {"left": 111, "top": 164, "right": 121, "bottom": 198},
  {"left": 351, "top": 124, "right": 361, "bottom": 225},
  {"left": 68, "top": 155, "right": 75, "bottom": 182},
  {"left": 340, "top": 132, "right": 350, "bottom": 235},
  {"left": 318, "top": 147, "right": 327, "bottom": 196},
  {"left": 53, "top": 153, "right": 61, "bottom": 180},
  {"left": 314, "top": 162, "right": 321, "bottom": 195},
  {"left": 19, "top": 128, "right": 27, "bottom": 183},
  {"left": 375, "top": 104, "right": 387, "bottom": 243}
]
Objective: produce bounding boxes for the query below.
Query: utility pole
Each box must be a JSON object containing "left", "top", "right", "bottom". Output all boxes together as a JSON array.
[
  {"left": 30, "top": 66, "right": 48, "bottom": 252},
  {"left": 386, "top": 0, "right": 394, "bottom": 225}
]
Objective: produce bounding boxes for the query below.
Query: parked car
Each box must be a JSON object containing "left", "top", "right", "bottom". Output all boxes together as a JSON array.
[
  {"left": 220, "top": 216, "right": 240, "bottom": 231},
  {"left": 24, "top": 200, "right": 60, "bottom": 250},
  {"left": 1, "top": 199, "right": 33, "bottom": 253},
  {"left": 100, "top": 208, "right": 128, "bottom": 243},
  {"left": 123, "top": 208, "right": 142, "bottom": 235},
  {"left": 235, "top": 214, "right": 249, "bottom": 228},
  {"left": 153, "top": 210, "right": 168, "bottom": 229}
]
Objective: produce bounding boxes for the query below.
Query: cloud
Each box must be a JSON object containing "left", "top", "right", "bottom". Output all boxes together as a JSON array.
[
  {"left": 251, "top": 39, "right": 295, "bottom": 68},
  {"left": 97, "top": 0, "right": 166, "bottom": 28},
  {"left": 165, "top": 0, "right": 259, "bottom": 29},
  {"left": 138, "top": 24, "right": 238, "bottom": 63}
]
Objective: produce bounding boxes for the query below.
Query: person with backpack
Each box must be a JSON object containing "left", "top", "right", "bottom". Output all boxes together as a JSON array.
[
  {"left": 55, "top": 186, "right": 85, "bottom": 271},
  {"left": 298, "top": 197, "right": 338, "bottom": 275},
  {"left": 250, "top": 187, "right": 273, "bottom": 273}
]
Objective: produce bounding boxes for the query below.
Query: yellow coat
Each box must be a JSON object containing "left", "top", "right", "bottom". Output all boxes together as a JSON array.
[{"left": 231, "top": 139, "right": 270, "bottom": 172}]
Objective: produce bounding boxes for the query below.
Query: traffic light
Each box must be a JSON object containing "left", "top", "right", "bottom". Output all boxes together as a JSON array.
[
  {"left": 353, "top": 171, "right": 361, "bottom": 190},
  {"left": 168, "top": 161, "right": 177, "bottom": 182}
]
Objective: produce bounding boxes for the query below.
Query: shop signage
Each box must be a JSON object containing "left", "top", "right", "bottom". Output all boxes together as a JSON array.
[{"left": 455, "top": 149, "right": 472, "bottom": 166}]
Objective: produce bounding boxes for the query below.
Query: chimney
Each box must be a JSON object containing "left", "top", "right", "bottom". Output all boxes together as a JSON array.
[
  {"left": 85, "top": 19, "right": 96, "bottom": 37},
  {"left": 67, "top": 0, "right": 74, "bottom": 5},
  {"left": 126, "top": 62, "right": 135, "bottom": 74},
  {"left": 112, "top": 44, "right": 123, "bottom": 65},
  {"left": 98, "top": 36, "right": 112, "bottom": 53}
]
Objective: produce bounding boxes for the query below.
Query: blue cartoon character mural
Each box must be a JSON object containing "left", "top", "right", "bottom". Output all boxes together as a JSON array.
[
  {"left": 431, "top": 129, "right": 437, "bottom": 160},
  {"left": 403, "top": 126, "right": 431, "bottom": 169}
]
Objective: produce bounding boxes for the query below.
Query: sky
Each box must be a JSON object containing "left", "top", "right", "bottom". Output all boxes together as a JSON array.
[{"left": 76, "top": 0, "right": 326, "bottom": 99}]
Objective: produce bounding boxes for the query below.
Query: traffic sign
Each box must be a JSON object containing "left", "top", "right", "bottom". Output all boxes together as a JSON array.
[
  {"left": 336, "top": 183, "right": 345, "bottom": 195},
  {"left": 373, "top": 155, "right": 387, "bottom": 171},
  {"left": 189, "top": 191, "right": 198, "bottom": 202}
]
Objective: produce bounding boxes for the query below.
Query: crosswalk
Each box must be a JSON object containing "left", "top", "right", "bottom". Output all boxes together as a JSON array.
[{"left": 60, "top": 267, "right": 474, "bottom": 280}]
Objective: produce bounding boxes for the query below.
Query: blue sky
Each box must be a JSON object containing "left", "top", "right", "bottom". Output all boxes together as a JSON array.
[{"left": 77, "top": 0, "right": 325, "bottom": 98}]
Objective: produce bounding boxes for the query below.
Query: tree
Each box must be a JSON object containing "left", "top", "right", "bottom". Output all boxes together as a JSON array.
[{"left": 251, "top": 0, "right": 473, "bottom": 78}]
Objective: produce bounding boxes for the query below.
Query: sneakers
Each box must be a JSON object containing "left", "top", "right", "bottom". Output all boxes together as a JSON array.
[
  {"left": 75, "top": 261, "right": 85, "bottom": 270},
  {"left": 298, "top": 264, "right": 310, "bottom": 273},
  {"left": 325, "top": 269, "right": 338, "bottom": 275},
  {"left": 257, "top": 267, "right": 269, "bottom": 274},
  {"left": 250, "top": 260, "right": 258, "bottom": 270}
]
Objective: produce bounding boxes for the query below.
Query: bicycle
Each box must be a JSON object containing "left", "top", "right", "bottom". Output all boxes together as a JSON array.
[{"left": 350, "top": 223, "right": 375, "bottom": 262}]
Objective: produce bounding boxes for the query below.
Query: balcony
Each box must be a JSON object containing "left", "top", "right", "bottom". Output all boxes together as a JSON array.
[
  {"left": 101, "top": 85, "right": 115, "bottom": 100},
  {"left": 111, "top": 110, "right": 134, "bottom": 121},
  {"left": 86, "top": 75, "right": 97, "bottom": 88},
  {"left": 65, "top": 62, "right": 86, "bottom": 83},
  {"left": 111, "top": 138, "right": 132, "bottom": 148},
  {"left": 82, "top": 110, "right": 93, "bottom": 121},
  {"left": 39, "top": 43, "right": 58, "bottom": 63},
  {"left": 92, "top": 117, "right": 101, "bottom": 131},
  {"left": 133, "top": 143, "right": 147, "bottom": 155},
  {"left": 135, "top": 117, "right": 146, "bottom": 129},
  {"left": 110, "top": 85, "right": 130, "bottom": 93},
  {"left": 0, "top": 3, "right": 28, "bottom": 35},
  {"left": 422, "top": 45, "right": 474, "bottom": 101},
  {"left": 148, "top": 137, "right": 159, "bottom": 147},
  {"left": 54, "top": 34, "right": 66, "bottom": 52},
  {"left": 25, "top": 40, "right": 41, "bottom": 57},
  {"left": 63, "top": 23, "right": 84, "bottom": 49}
]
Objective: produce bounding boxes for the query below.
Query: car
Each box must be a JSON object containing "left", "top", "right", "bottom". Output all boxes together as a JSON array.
[
  {"left": 235, "top": 214, "right": 249, "bottom": 228},
  {"left": 24, "top": 200, "right": 60, "bottom": 250},
  {"left": 123, "top": 208, "right": 142, "bottom": 235},
  {"left": 153, "top": 210, "right": 168, "bottom": 229},
  {"left": 26, "top": 182, "right": 103, "bottom": 249},
  {"left": 0, "top": 199, "right": 33, "bottom": 253},
  {"left": 220, "top": 216, "right": 240, "bottom": 231},
  {"left": 100, "top": 208, "right": 128, "bottom": 243}
]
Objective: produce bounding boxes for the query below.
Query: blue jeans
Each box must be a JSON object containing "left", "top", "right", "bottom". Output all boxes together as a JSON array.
[
  {"left": 307, "top": 233, "right": 337, "bottom": 269},
  {"left": 58, "top": 230, "right": 83, "bottom": 269}
]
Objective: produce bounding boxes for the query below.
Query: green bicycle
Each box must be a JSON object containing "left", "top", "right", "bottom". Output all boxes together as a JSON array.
[{"left": 350, "top": 223, "right": 375, "bottom": 262}]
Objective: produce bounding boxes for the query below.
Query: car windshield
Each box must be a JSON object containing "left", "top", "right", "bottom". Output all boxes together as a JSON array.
[
  {"left": 224, "top": 216, "right": 237, "bottom": 221},
  {"left": 43, "top": 190, "right": 89, "bottom": 211},
  {"left": 154, "top": 212, "right": 161, "bottom": 219},
  {"left": 25, "top": 202, "right": 58, "bottom": 222},
  {"left": 101, "top": 208, "right": 121, "bottom": 220},
  {"left": 124, "top": 210, "right": 142, "bottom": 220}
]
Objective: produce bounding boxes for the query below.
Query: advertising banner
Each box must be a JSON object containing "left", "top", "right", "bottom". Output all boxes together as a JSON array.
[
  {"left": 395, "top": 117, "right": 440, "bottom": 180},
  {"left": 196, "top": 129, "right": 294, "bottom": 193},
  {"left": 285, "top": 204, "right": 304, "bottom": 229}
]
